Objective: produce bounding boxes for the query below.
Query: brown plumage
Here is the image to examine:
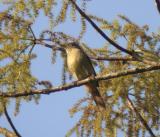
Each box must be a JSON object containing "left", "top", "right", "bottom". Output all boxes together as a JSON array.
[{"left": 64, "top": 42, "right": 106, "bottom": 109}]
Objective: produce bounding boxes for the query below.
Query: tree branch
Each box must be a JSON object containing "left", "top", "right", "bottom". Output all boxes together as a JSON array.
[
  {"left": 35, "top": 39, "right": 136, "bottom": 61},
  {"left": 28, "top": 26, "right": 37, "bottom": 55},
  {"left": 69, "top": 1, "right": 160, "bottom": 66},
  {"left": 3, "top": 106, "right": 22, "bottom": 137},
  {"left": 1, "top": 33, "right": 158, "bottom": 64},
  {"left": 90, "top": 56, "right": 135, "bottom": 61},
  {"left": 69, "top": 0, "right": 136, "bottom": 58},
  {"left": 127, "top": 96, "right": 156, "bottom": 137},
  {"left": 0, "top": 64, "right": 160, "bottom": 98}
]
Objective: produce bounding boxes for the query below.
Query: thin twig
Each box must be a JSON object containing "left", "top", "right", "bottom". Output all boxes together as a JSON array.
[
  {"left": 0, "top": 64, "right": 160, "bottom": 98},
  {"left": 28, "top": 26, "right": 36, "bottom": 55},
  {"left": 3, "top": 106, "right": 22, "bottom": 137},
  {"left": 35, "top": 39, "right": 55, "bottom": 49},
  {"left": 69, "top": 0, "right": 136, "bottom": 58},
  {"left": 127, "top": 96, "right": 156, "bottom": 137},
  {"left": 28, "top": 26, "right": 36, "bottom": 40}
]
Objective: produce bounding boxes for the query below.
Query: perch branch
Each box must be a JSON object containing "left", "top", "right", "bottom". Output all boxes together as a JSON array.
[
  {"left": 90, "top": 56, "right": 135, "bottom": 61},
  {"left": 0, "top": 64, "right": 160, "bottom": 98}
]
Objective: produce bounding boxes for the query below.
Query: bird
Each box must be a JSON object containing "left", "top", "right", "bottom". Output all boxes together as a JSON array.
[{"left": 63, "top": 42, "right": 106, "bottom": 109}]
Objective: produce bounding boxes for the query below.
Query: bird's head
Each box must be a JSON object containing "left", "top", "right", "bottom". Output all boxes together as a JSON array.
[
  {"left": 64, "top": 42, "right": 80, "bottom": 49},
  {"left": 62, "top": 42, "right": 81, "bottom": 54},
  {"left": 52, "top": 42, "right": 81, "bottom": 54}
]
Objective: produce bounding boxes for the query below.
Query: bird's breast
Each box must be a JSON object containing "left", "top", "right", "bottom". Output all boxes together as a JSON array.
[
  {"left": 67, "top": 49, "right": 87, "bottom": 79},
  {"left": 67, "top": 49, "right": 82, "bottom": 70}
]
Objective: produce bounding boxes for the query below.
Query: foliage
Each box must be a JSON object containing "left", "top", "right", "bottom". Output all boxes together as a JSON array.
[{"left": 0, "top": 0, "right": 160, "bottom": 137}]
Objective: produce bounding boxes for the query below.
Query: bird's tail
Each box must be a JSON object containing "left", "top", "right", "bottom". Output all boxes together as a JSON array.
[{"left": 85, "top": 83, "right": 106, "bottom": 109}]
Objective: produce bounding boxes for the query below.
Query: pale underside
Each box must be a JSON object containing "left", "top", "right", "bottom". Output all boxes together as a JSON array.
[{"left": 67, "top": 48, "right": 96, "bottom": 80}]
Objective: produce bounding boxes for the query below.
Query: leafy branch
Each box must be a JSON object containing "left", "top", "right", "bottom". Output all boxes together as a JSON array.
[
  {"left": 69, "top": 0, "right": 160, "bottom": 66},
  {"left": 127, "top": 96, "right": 156, "bottom": 137},
  {"left": 0, "top": 64, "right": 159, "bottom": 98},
  {"left": 69, "top": 0, "right": 136, "bottom": 57}
]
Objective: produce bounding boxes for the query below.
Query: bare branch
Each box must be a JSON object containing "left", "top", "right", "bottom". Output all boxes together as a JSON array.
[
  {"left": 4, "top": 106, "right": 22, "bottom": 137},
  {"left": 127, "top": 96, "right": 156, "bottom": 137},
  {"left": 69, "top": 0, "right": 136, "bottom": 58},
  {"left": 0, "top": 64, "right": 160, "bottom": 98}
]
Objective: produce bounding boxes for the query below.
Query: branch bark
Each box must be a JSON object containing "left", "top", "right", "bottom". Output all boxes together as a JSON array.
[
  {"left": 90, "top": 56, "right": 135, "bottom": 61},
  {"left": 0, "top": 64, "right": 159, "bottom": 98}
]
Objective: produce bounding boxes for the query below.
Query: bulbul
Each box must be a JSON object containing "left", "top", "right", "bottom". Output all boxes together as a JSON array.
[{"left": 63, "top": 42, "right": 106, "bottom": 109}]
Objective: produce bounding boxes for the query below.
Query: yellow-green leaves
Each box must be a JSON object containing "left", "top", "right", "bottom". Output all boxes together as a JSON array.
[{"left": 0, "top": 1, "right": 160, "bottom": 137}]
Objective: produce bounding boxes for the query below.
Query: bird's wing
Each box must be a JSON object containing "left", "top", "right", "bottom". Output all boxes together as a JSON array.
[
  {"left": 84, "top": 53, "right": 97, "bottom": 76},
  {"left": 81, "top": 51, "right": 99, "bottom": 87}
]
